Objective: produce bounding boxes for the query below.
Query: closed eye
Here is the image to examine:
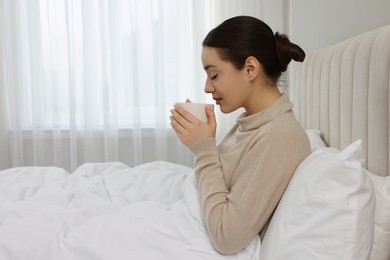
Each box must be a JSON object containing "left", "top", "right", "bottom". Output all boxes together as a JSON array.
[{"left": 211, "top": 74, "right": 218, "bottom": 80}]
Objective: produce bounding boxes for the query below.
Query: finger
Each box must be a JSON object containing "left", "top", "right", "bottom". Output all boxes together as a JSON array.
[
  {"left": 170, "top": 108, "right": 191, "bottom": 129},
  {"left": 170, "top": 119, "right": 187, "bottom": 144},
  {"left": 173, "top": 105, "right": 199, "bottom": 125},
  {"left": 170, "top": 116, "right": 185, "bottom": 135},
  {"left": 186, "top": 98, "right": 192, "bottom": 103}
]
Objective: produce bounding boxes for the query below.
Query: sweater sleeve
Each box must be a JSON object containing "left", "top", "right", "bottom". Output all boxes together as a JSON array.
[{"left": 189, "top": 130, "right": 310, "bottom": 255}]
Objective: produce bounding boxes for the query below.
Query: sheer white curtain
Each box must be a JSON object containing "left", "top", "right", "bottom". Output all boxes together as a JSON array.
[{"left": 0, "top": 0, "right": 262, "bottom": 172}]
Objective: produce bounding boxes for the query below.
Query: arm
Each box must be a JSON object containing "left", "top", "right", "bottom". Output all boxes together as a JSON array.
[{"left": 189, "top": 129, "right": 310, "bottom": 255}]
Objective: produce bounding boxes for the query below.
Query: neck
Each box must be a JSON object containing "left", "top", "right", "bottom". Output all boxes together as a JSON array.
[{"left": 244, "top": 83, "right": 282, "bottom": 116}]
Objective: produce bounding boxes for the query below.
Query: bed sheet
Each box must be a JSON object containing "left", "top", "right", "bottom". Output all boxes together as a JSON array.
[{"left": 0, "top": 161, "right": 260, "bottom": 260}]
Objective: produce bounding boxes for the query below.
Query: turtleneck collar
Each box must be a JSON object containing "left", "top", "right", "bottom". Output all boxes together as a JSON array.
[{"left": 236, "top": 94, "right": 294, "bottom": 132}]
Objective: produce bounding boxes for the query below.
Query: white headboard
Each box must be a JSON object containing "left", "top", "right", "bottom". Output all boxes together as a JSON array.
[{"left": 290, "top": 24, "right": 390, "bottom": 177}]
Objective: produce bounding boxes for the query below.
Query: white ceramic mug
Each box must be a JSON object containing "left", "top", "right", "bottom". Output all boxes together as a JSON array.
[{"left": 174, "top": 102, "right": 214, "bottom": 122}]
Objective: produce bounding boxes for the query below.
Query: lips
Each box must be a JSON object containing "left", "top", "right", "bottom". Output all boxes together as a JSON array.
[{"left": 213, "top": 98, "right": 222, "bottom": 105}]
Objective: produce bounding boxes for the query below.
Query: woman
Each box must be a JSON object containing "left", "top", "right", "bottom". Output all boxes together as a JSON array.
[{"left": 170, "top": 16, "right": 311, "bottom": 254}]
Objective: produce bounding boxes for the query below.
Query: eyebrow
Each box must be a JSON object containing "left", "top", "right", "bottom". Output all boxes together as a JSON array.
[{"left": 203, "top": 65, "right": 216, "bottom": 71}]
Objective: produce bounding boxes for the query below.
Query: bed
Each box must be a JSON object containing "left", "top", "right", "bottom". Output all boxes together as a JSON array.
[
  {"left": 261, "top": 24, "right": 390, "bottom": 260},
  {"left": 1, "top": 25, "right": 389, "bottom": 260}
]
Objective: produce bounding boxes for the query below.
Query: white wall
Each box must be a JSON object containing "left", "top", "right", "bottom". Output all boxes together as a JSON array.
[
  {"left": 262, "top": 0, "right": 287, "bottom": 33},
  {"left": 288, "top": 0, "right": 390, "bottom": 55}
]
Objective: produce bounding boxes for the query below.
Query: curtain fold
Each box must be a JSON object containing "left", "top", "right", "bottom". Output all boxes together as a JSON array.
[
  {"left": 0, "top": 6, "right": 10, "bottom": 169},
  {"left": 0, "top": 0, "right": 262, "bottom": 172}
]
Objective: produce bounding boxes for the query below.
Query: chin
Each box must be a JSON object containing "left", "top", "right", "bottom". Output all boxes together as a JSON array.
[{"left": 220, "top": 106, "right": 238, "bottom": 114}]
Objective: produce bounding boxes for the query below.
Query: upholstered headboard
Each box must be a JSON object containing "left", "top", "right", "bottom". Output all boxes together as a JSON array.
[{"left": 290, "top": 24, "right": 390, "bottom": 177}]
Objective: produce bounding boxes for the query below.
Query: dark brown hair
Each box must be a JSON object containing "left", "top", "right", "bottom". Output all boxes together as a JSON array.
[{"left": 202, "top": 16, "right": 305, "bottom": 83}]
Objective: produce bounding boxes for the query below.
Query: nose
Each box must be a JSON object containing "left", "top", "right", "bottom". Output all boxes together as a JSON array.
[{"left": 204, "top": 79, "right": 214, "bottom": 94}]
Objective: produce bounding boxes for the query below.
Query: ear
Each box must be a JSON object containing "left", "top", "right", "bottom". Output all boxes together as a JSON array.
[{"left": 244, "top": 56, "right": 260, "bottom": 81}]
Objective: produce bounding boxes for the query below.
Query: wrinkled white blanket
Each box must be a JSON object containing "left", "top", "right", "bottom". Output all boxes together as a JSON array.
[{"left": 0, "top": 161, "right": 260, "bottom": 260}]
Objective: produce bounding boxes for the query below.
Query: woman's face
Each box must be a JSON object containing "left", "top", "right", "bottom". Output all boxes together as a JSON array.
[{"left": 201, "top": 47, "right": 252, "bottom": 114}]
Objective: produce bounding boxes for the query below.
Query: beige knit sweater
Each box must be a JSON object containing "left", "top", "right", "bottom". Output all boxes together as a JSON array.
[{"left": 189, "top": 94, "right": 310, "bottom": 255}]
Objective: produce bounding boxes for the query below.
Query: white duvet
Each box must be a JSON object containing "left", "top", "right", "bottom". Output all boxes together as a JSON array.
[{"left": 0, "top": 161, "right": 260, "bottom": 260}]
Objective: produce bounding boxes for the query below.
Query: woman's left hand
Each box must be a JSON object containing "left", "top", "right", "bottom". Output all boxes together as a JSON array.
[{"left": 170, "top": 104, "right": 216, "bottom": 147}]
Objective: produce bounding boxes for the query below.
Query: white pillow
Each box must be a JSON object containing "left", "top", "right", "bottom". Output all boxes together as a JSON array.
[
  {"left": 261, "top": 140, "right": 375, "bottom": 260},
  {"left": 364, "top": 169, "right": 390, "bottom": 260},
  {"left": 305, "top": 129, "right": 327, "bottom": 151}
]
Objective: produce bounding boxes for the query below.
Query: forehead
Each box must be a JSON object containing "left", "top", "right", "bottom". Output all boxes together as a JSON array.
[{"left": 201, "top": 47, "right": 224, "bottom": 69}]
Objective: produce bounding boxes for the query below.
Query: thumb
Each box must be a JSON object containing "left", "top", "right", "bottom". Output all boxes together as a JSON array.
[{"left": 205, "top": 106, "right": 216, "bottom": 125}]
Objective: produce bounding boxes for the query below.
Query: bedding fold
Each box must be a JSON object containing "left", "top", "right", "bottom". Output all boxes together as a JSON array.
[{"left": 0, "top": 161, "right": 260, "bottom": 260}]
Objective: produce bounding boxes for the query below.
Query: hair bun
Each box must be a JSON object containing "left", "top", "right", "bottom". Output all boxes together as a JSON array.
[{"left": 274, "top": 32, "right": 305, "bottom": 71}]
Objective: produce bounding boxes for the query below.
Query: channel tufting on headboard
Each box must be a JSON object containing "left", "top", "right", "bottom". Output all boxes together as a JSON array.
[{"left": 290, "top": 24, "right": 390, "bottom": 177}]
